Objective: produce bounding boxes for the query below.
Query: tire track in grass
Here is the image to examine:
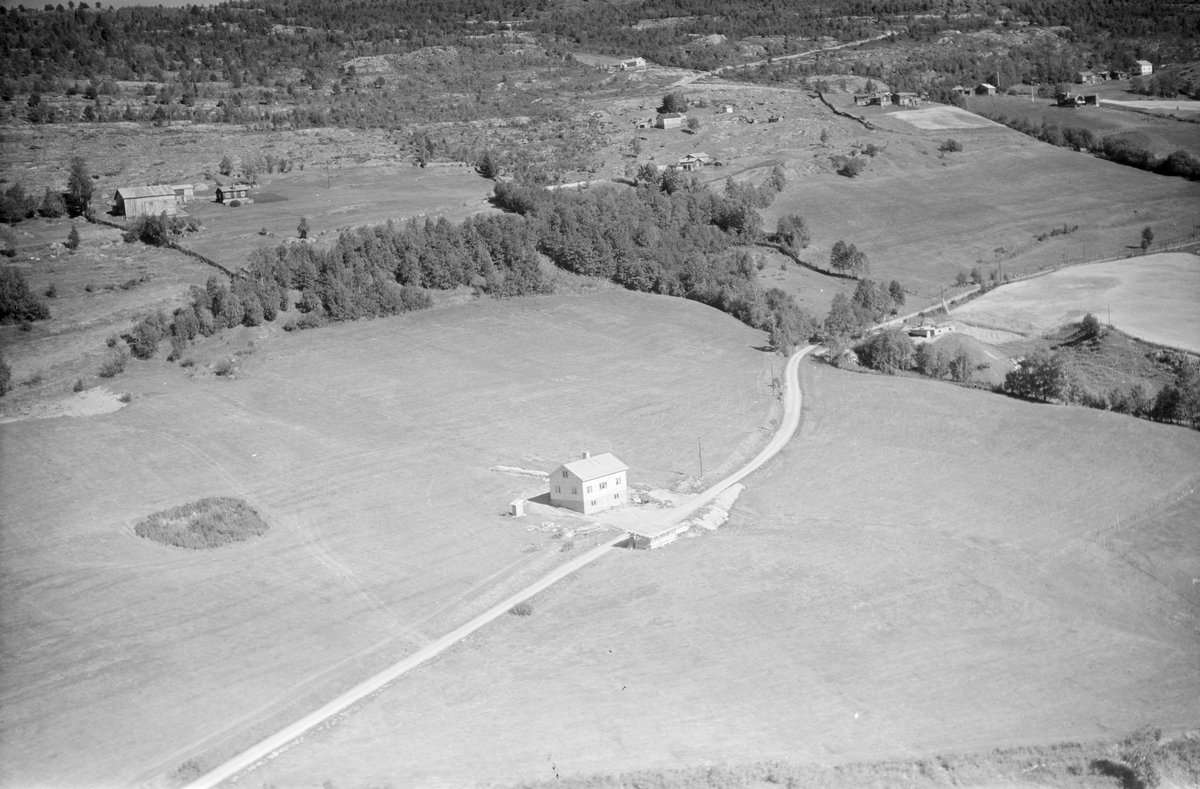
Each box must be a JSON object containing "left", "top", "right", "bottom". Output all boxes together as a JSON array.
[{"left": 170, "top": 345, "right": 814, "bottom": 789}]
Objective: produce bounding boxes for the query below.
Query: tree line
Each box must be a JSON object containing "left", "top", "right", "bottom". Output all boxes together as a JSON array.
[{"left": 491, "top": 167, "right": 820, "bottom": 354}]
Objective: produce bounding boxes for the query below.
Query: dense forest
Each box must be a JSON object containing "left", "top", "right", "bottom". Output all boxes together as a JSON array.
[{"left": 2, "top": 0, "right": 1195, "bottom": 116}]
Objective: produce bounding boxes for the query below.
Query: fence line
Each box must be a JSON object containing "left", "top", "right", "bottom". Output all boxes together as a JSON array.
[{"left": 87, "top": 212, "right": 239, "bottom": 279}]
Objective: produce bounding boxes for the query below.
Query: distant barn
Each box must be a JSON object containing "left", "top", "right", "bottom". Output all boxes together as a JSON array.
[
  {"left": 656, "top": 112, "right": 684, "bottom": 129},
  {"left": 112, "top": 185, "right": 176, "bottom": 218},
  {"left": 975, "top": 82, "right": 997, "bottom": 96},
  {"left": 216, "top": 184, "right": 250, "bottom": 203},
  {"left": 549, "top": 452, "right": 628, "bottom": 515}
]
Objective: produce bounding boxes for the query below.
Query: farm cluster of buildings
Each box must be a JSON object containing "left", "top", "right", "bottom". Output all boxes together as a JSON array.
[
  {"left": 854, "top": 91, "right": 922, "bottom": 107},
  {"left": 110, "top": 182, "right": 250, "bottom": 217}
]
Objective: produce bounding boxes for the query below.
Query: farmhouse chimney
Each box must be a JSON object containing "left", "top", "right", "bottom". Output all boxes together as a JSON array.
[{"left": 582, "top": 451, "right": 591, "bottom": 459}]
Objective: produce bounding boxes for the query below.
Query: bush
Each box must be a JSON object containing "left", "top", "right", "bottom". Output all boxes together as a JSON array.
[
  {"left": 939, "top": 139, "right": 963, "bottom": 152},
  {"left": 38, "top": 187, "right": 66, "bottom": 218},
  {"left": 0, "top": 350, "right": 11, "bottom": 397},
  {"left": 65, "top": 225, "right": 80, "bottom": 250},
  {"left": 134, "top": 496, "right": 270, "bottom": 549},
  {"left": 0, "top": 267, "right": 50, "bottom": 324},
  {"left": 836, "top": 156, "right": 866, "bottom": 178},
  {"left": 1004, "top": 352, "right": 1068, "bottom": 402},
  {"left": 856, "top": 329, "right": 915, "bottom": 373},
  {"left": 98, "top": 349, "right": 128, "bottom": 378},
  {"left": 509, "top": 601, "right": 533, "bottom": 616},
  {"left": 44, "top": 283, "right": 57, "bottom": 298},
  {"left": 1080, "top": 313, "right": 1102, "bottom": 339},
  {"left": 213, "top": 358, "right": 236, "bottom": 377},
  {"left": 228, "top": 199, "right": 242, "bottom": 208},
  {"left": 73, "top": 377, "right": 86, "bottom": 392}
]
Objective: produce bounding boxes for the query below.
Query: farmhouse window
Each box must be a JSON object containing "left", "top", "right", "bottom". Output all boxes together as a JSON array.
[
  {"left": 587, "top": 485, "right": 593, "bottom": 493},
  {"left": 562, "top": 471, "right": 568, "bottom": 478},
  {"left": 615, "top": 477, "right": 622, "bottom": 486},
  {"left": 590, "top": 500, "right": 596, "bottom": 507},
  {"left": 555, "top": 486, "right": 560, "bottom": 493},
  {"left": 614, "top": 493, "right": 620, "bottom": 499},
  {"left": 599, "top": 481, "right": 607, "bottom": 490},
  {"left": 572, "top": 487, "right": 577, "bottom": 494}
]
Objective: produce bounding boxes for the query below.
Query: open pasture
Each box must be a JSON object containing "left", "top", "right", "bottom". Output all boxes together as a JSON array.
[
  {"left": 971, "top": 95, "right": 1200, "bottom": 159},
  {"left": 248, "top": 359, "right": 1200, "bottom": 788},
  {"left": 0, "top": 289, "right": 778, "bottom": 789},
  {"left": 180, "top": 163, "right": 494, "bottom": 271},
  {"left": 761, "top": 123, "right": 1200, "bottom": 307},
  {"left": 953, "top": 252, "right": 1200, "bottom": 352},
  {"left": 890, "top": 104, "right": 1002, "bottom": 130},
  {"left": 0, "top": 218, "right": 216, "bottom": 405},
  {"left": 1, "top": 123, "right": 496, "bottom": 272}
]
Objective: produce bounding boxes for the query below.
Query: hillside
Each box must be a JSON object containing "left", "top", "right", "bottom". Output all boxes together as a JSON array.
[
  {"left": 0, "top": 289, "right": 780, "bottom": 788},
  {"left": 243, "top": 358, "right": 1200, "bottom": 787}
]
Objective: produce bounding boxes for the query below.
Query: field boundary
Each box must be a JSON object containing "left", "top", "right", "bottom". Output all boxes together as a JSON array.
[{"left": 86, "top": 213, "right": 239, "bottom": 279}]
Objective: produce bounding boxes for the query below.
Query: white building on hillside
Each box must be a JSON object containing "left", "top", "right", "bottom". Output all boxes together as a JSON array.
[
  {"left": 549, "top": 452, "right": 628, "bottom": 515},
  {"left": 1134, "top": 60, "right": 1153, "bottom": 76}
]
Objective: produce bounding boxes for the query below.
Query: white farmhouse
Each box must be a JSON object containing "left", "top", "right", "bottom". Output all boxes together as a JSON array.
[
  {"left": 1134, "top": 60, "right": 1153, "bottom": 76},
  {"left": 549, "top": 452, "right": 628, "bottom": 515}
]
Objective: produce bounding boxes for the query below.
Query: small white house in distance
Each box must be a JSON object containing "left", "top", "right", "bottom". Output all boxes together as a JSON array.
[
  {"left": 1134, "top": 60, "right": 1153, "bottom": 76},
  {"left": 549, "top": 452, "right": 628, "bottom": 515}
]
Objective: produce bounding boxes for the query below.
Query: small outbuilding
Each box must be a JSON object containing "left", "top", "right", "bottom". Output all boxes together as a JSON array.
[
  {"left": 113, "top": 185, "right": 177, "bottom": 218},
  {"left": 215, "top": 184, "right": 250, "bottom": 203},
  {"left": 627, "top": 522, "right": 689, "bottom": 550},
  {"left": 170, "top": 183, "right": 195, "bottom": 204},
  {"left": 1074, "top": 70, "right": 1098, "bottom": 85},
  {"left": 1057, "top": 92, "right": 1085, "bottom": 107},
  {"left": 549, "top": 452, "right": 629, "bottom": 515},
  {"left": 975, "top": 82, "right": 997, "bottom": 96},
  {"left": 656, "top": 112, "right": 685, "bottom": 129},
  {"left": 509, "top": 499, "right": 525, "bottom": 517},
  {"left": 891, "top": 91, "right": 920, "bottom": 107},
  {"left": 620, "top": 57, "right": 646, "bottom": 70},
  {"left": 908, "top": 323, "right": 954, "bottom": 339},
  {"left": 950, "top": 85, "right": 971, "bottom": 97}
]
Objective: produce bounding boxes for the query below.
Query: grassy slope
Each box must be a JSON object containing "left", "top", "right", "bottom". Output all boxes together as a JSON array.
[
  {"left": 0, "top": 289, "right": 778, "bottom": 788},
  {"left": 972, "top": 94, "right": 1200, "bottom": 159},
  {"left": 758, "top": 106, "right": 1200, "bottom": 315},
  {"left": 247, "top": 360, "right": 1200, "bottom": 788},
  {"left": 952, "top": 252, "right": 1200, "bottom": 353}
]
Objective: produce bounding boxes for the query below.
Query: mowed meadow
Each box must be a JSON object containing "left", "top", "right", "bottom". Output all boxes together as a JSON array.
[
  {"left": 248, "top": 360, "right": 1200, "bottom": 788},
  {"left": 0, "top": 289, "right": 779, "bottom": 789},
  {"left": 759, "top": 112, "right": 1200, "bottom": 313},
  {"left": 952, "top": 252, "right": 1200, "bottom": 353}
]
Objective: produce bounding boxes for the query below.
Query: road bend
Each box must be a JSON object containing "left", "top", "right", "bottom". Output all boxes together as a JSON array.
[{"left": 178, "top": 344, "right": 813, "bottom": 789}]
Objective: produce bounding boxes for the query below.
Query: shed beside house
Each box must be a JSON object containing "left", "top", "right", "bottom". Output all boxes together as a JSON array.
[
  {"left": 1074, "top": 70, "right": 1098, "bottom": 85},
  {"left": 656, "top": 112, "right": 684, "bottom": 129},
  {"left": 975, "top": 82, "right": 997, "bottom": 96},
  {"left": 215, "top": 184, "right": 250, "bottom": 203},
  {"left": 627, "top": 522, "right": 689, "bottom": 550},
  {"left": 113, "top": 185, "right": 177, "bottom": 218},
  {"left": 549, "top": 452, "right": 628, "bottom": 515},
  {"left": 950, "top": 85, "right": 970, "bottom": 97}
]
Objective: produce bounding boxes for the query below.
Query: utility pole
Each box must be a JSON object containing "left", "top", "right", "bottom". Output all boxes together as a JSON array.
[
  {"left": 698, "top": 437, "right": 704, "bottom": 479},
  {"left": 326, "top": 164, "right": 331, "bottom": 191}
]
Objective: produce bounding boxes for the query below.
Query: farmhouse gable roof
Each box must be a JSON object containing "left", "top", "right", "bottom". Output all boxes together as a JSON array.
[
  {"left": 559, "top": 452, "right": 628, "bottom": 481},
  {"left": 1135, "top": 60, "right": 1151, "bottom": 67},
  {"left": 657, "top": 112, "right": 684, "bottom": 120},
  {"left": 115, "top": 185, "right": 174, "bottom": 199}
]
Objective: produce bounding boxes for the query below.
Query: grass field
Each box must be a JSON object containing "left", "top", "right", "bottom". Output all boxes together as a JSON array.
[
  {"left": 0, "top": 218, "right": 217, "bottom": 406},
  {"left": 1, "top": 124, "right": 497, "bottom": 272},
  {"left": 0, "top": 289, "right": 780, "bottom": 789},
  {"left": 244, "top": 358, "right": 1200, "bottom": 788},
  {"left": 968, "top": 95, "right": 1200, "bottom": 160},
  {"left": 758, "top": 114, "right": 1200, "bottom": 310},
  {"left": 953, "top": 252, "right": 1200, "bottom": 353}
]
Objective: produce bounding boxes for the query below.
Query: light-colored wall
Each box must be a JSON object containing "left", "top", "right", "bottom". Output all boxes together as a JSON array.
[
  {"left": 123, "top": 196, "right": 177, "bottom": 217},
  {"left": 550, "top": 469, "right": 626, "bottom": 515}
]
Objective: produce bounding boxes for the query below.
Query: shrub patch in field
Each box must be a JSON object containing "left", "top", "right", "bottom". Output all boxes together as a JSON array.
[{"left": 134, "top": 497, "right": 269, "bottom": 549}]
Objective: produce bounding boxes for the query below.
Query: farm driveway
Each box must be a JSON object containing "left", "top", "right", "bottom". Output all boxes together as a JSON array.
[{"left": 179, "top": 345, "right": 815, "bottom": 789}]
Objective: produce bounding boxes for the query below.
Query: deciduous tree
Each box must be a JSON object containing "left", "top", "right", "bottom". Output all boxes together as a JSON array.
[{"left": 66, "top": 156, "right": 93, "bottom": 217}]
